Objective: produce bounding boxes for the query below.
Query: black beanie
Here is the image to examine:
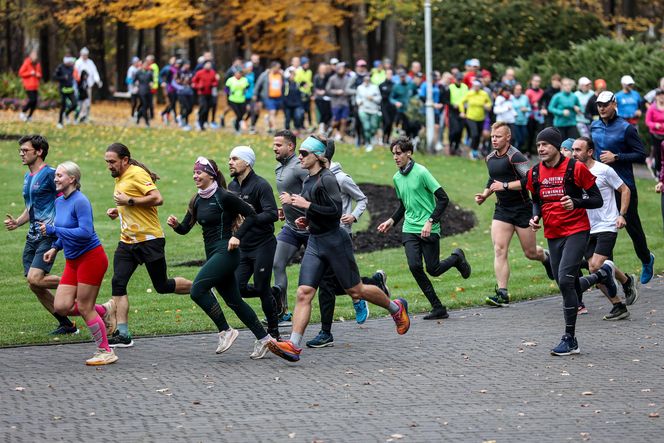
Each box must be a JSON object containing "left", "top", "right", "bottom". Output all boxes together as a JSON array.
[{"left": 536, "top": 127, "right": 562, "bottom": 149}]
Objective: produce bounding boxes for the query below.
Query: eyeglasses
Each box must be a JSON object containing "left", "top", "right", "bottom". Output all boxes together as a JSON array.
[
  {"left": 299, "top": 150, "right": 311, "bottom": 157},
  {"left": 18, "top": 148, "right": 35, "bottom": 155}
]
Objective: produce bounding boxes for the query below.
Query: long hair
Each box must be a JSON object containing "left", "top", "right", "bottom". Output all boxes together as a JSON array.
[{"left": 106, "top": 142, "right": 160, "bottom": 182}]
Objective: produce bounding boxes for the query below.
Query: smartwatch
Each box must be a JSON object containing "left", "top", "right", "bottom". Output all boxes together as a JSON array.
[
  {"left": 128, "top": 198, "right": 135, "bottom": 206},
  {"left": 503, "top": 181, "right": 509, "bottom": 190},
  {"left": 427, "top": 218, "right": 435, "bottom": 224}
]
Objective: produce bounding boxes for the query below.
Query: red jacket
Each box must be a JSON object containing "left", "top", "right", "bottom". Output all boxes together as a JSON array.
[
  {"left": 192, "top": 68, "right": 218, "bottom": 95},
  {"left": 18, "top": 57, "right": 42, "bottom": 91}
]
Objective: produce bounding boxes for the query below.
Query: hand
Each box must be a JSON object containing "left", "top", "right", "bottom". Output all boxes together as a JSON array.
[
  {"left": 541, "top": 109, "right": 548, "bottom": 116},
  {"left": 395, "top": 102, "right": 402, "bottom": 109},
  {"left": 529, "top": 215, "right": 541, "bottom": 231},
  {"left": 459, "top": 112, "right": 466, "bottom": 119},
  {"left": 563, "top": 109, "right": 570, "bottom": 117},
  {"left": 106, "top": 208, "right": 119, "bottom": 219},
  {"left": 421, "top": 220, "right": 432, "bottom": 238},
  {"left": 616, "top": 215, "right": 627, "bottom": 229},
  {"left": 489, "top": 180, "right": 505, "bottom": 193},
  {"left": 574, "top": 106, "right": 581, "bottom": 114},
  {"left": 114, "top": 192, "right": 130, "bottom": 206},
  {"left": 278, "top": 208, "right": 285, "bottom": 221},
  {"left": 43, "top": 248, "right": 58, "bottom": 263},
  {"left": 228, "top": 236, "right": 240, "bottom": 251},
  {"left": 377, "top": 218, "right": 394, "bottom": 234},
  {"left": 474, "top": 193, "right": 487, "bottom": 205},
  {"left": 295, "top": 217, "right": 309, "bottom": 230},
  {"left": 279, "top": 192, "right": 292, "bottom": 205},
  {"left": 635, "top": 110, "right": 642, "bottom": 118},
  {"left": 340, "top": 214, "right": 356, "bottom": 225},
  {"left": 655, "top": 182, "right": 663, "bottom": 193},
  {"left": 560, "top": 195, "right": 575, "bottom": 210},
  {"left": 38, "top": 222, "right": 48, "bottom": 236},
  {"left": 290, "top": 194, "right": 311, "bottom": 209},
  {"left": 167, "top": 215, "right": 179, "bottom": 228},
  {"left": 4, "top": 213, "right": 18, "bottom": 230},
  {"left": 599, "top": 151, "right": 618, "bottom": 164}
]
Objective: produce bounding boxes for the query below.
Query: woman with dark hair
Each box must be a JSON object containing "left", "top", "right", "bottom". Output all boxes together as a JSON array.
[{"left": 167, "top": 157, "right": 276, "bottom": 358}]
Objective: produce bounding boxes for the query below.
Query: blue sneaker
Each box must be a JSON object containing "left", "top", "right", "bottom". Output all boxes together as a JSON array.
[
  {"left": 353, "top": 299, "right": 369, "bottom": 324},
  {"left": 599, "top": 260, "right": 618, "bottom": 298},
  {"left": 305, "top": 330, "right": 334, "bottom": 348},
  {"left": 278, "top": 312, "right": 292, "bottom": 327},
  {"left": 551, "top": 334, "right": 580, "bottom": 356},
  {"left": 49, "top": 322, "right": 80, "bottom": 335},
  {"left": 640, "top": 253, "right": 655, "bottom": 284}
]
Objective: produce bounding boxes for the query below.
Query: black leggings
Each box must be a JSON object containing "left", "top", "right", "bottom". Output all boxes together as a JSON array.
[
  {"left": 58, "top": 91, "right": 77, "bottom": 124},
  {"left": 316, "top": 98, "right": 332, "bottom": 127},
  {"left": 616, "top": 187, "right": 651, "bottom": 264},
  {"left": 22, "top": 90, "right": 38, "bottom": 117},
  {"left": 235, "top": 238, "right": 279, "bottom": 337},
  {"left": 228, "top": 101, "right": 245, "bottom": 131},
  {"left": 130, "top": 93, "right": 140, "bottom": 116},
  {"left": 403, "top": 233, "right": 458, "bottom": 310},
  {"left": 191, "top": 248, "right": 267, "bottom": 340},
  {"left": 198, "top": 94, "right": 213, "bottom": 128},
  {"left": 111, "top": 256, "right": 176, "bottom": 296},
  {"left": 137, "top": 93, "right": 151, "bottom": 125},
  {"left": 179, "top": 94, "right": 194, "bottom": 125},
  {"left": 318, "top": 270, "right": 380, "bottom": 334},
  {"left": 448, "top": 109, "right": 464, "bottom": 154},
  {"left": 556, "top": 125, "right": 579, "bottom": 140},
  {"left": 162, "top": 92, "right": 177, "bottom": 118},
  {"left": 466, "top": 119, "right": 483, "bottom": 150}
]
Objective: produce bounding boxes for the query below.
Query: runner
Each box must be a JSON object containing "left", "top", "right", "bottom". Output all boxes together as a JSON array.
[
  {"left": 474, "top": 122, "right": 553, "bottom": 307},
  {"left": 192, "top": 61, "right": 218, "bottom": 131},
  {"left": 40, "top": 161, "right": 117, "bottom": 365},
  {"left": 571, "top": 136, "right": 638, "bottom": 320},
  {"left": 226, "top": 146, "right": 281, "bottom": 342},
  {"left": 526, "top": 127, "right": 613, "bottom": 356},
  {"left": 73, "top": 47, "right": 101, "bottom": 123},
  {"left": 104, "top": 143, "right": 192, "bottom": 347},
  {"left": 53, "top": 56, "right": 77, "bottom": 129},
  {"left": 272, "top": 130, "right": 310, "bottom": 324},
  {"left": 377, "top": 137, "right": 472, "bottom": 319},
  {"left": 4, "top": 135, "right": 77, "bottom": 335},
  {"left": 18, "top": 49, "right": 42, "bottom": 122},
  {"left": 225, "top": 69, "right": 249, "bottom": 133},
  {"left": 167, "top": 157, "right": 276, "bottom": 358},
  {"left": 268, "top": 136, "right": 410, "bottom": 362}
]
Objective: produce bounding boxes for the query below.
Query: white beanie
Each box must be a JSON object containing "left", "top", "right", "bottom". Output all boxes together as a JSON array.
[{"left": 230, "top": 145, "right": 255, "bottom": 167}]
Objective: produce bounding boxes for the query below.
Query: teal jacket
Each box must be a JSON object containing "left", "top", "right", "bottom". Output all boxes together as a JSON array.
[{"left": 548, "top": 91, "right": 580, "bottom": 128}]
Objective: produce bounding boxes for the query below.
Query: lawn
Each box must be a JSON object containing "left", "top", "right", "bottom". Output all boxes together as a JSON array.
[{"left": 0, "top": 121, "right": 661, "bottom": 346}]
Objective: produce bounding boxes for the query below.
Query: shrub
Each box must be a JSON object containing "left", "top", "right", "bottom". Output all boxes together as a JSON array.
[{"left": 0, "top": 72, "right": 61, "bottom": 105}]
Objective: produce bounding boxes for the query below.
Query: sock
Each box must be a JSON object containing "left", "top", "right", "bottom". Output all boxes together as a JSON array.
[
  {"left": 388, "top": 301, "right": 400, "bottom": 314},
  {"left": 321, "top": 323, "right": 332, "bottom": 334},
  {"left": 497, "top": 288, "right": 508, "bottom": 296},
  {"left": 259, "top": 335, "right": 272, "bottom": 344},
  {"left": 290, "top": 332, "right": 303, "bottom": 348},
  {"left": 53, "top": 312, "right": 73, "bottom": 327},
  {"left": 622, "top": 275, "right": 631, "bottom": 290},
  {"left": 563, "top": 306, "right": 577, "bottom": 337},
  {"left": 86, "top": 315, "right": 110, "bottom": 352},
  {"left": 117, "top": 323, "right": 129, "bottom": 336}
]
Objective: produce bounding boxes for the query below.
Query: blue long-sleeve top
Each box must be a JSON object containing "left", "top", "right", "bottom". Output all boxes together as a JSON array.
[{"left": 45, "top": 190, "right": 101, "bottom": 259}]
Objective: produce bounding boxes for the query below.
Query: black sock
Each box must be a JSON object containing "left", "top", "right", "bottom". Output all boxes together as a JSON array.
[
  {"left": 53, "top": 312, "right": 73, "bottom": 327},
  {"left": 622, "top": 275, "right": 631, "bottom": 290},
  {"left": 563, "top": 306, "right": 577, "bottom": 337}
]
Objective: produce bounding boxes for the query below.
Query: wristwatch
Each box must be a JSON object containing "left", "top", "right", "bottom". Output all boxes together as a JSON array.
[
  {"left": 503, "top": 181, "right": 509, "bottom": 190},
  {"left": 427, "top": 217, "right": 435, "bottom": 224},
  {"left": 128, "top": 198, "right": 135, "bottom": 206}
]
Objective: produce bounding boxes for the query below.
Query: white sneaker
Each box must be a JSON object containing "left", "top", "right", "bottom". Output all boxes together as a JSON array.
[
  {"left": 56, "top": 123, "right": 64, "bottom": 129},
  {"left": 19, "top": 112, "right": 27, "bottom": 122},
  {"left": 365, "top": 144, "right": 374, "bottom": 152},
  {"left": 85, "top": 348, "right": 118, "bottom": 366},
  {"left": 435, "top": 142, "right": 444, "bottom": 152},
  {"left": 249, "top": 339, "right": 270, "bottom": 359},
  {"left": 216, "top": 328, "right": 239, "bottom": 354},
  {"left": 182, "top": 125, "right": 192, "bottom": 131}
]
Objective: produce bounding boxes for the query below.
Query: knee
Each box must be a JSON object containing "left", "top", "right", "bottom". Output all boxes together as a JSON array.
[
  {"left": 408, "top": 262, "right": 424, "bottom": 275},
  {"left": 153, "top": 279, "right": 174, "bottom": 295},
  {"left": 494, "top": 244, "right": 508, "bottom": 259},
  {"left": 53, "top": 300, "right": 70, "bottom": 317},
  {"left": 523, "top": 248, "right": 540, "bottom": 261},
  {"left": 295, "top": 287, "right": 315, "bottom": 305},
  {"left": 588, "top": 258, "right": 602, "bottom": 274},
  {"left": 26, "top": 273, "right": 42, "bottom": 288},
  {"left": 558, "top": 274, "right": 576, "bottom": 292}
]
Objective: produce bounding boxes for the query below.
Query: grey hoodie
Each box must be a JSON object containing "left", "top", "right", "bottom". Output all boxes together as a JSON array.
[{"left": 330, "top": 162, "right": 368, "bottom": 234}]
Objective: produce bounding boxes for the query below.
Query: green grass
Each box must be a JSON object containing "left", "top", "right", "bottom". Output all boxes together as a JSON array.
[{"left": 1, "top": 121, "right": 662, "bottom": 346}]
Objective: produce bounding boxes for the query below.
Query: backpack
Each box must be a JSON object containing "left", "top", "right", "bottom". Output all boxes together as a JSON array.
[{"left": 530, "top": 158, "right": 581, "bottom": 204}]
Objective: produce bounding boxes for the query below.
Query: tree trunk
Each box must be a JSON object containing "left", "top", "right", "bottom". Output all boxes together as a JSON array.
[
  {"left": 85, "top": 16, "right": 109, "bottom": 99},
  {"left": 4, "top": 0, "right": 12, "bottom": 72},
  {"left": 154, "top": 25, "right": 162, "bottom": 64},
  {"left": 337, "top": 17, "right": 353, "bottom": 63},
  {"left": 382, "top": 17, "right": 397, "bottom": 63},
  {"left": 137, "top": 29, "right": 144, "bottom": 58},
  {"left": 38, "top": 24, "right": 50, "bottom": 81},
  {"left": 188, "top": 36, "right": 197, "bottom": 63},
  {"left": 116, "top": 21, "right": 129, "bottom": 93},
  {"left": 367, "top": 26, "right": 378, "bottom": 63}
]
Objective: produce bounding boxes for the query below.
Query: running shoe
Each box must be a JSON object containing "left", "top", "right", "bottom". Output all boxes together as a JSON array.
[
  {"left": 550, "top": 334, "right": 580, "bottom": 356},
  {"left": 542, "top": 249, "right": 555, "bottom": 280},
  {"left": 577, "top": 303, "right": 588, "bottom": 315},
  {"left": 640, "top": 253, "right": 655, "bottom": 284},
  {"left": 623, "top": 274, "right": 639, "bottom": 306},
  {"left": 306, "top": 330, "right": 335, "bottom": 348},
  {"left": 216, "top": 328, "right": 239, "bottom": 354},
  {"left": 108, "top": 331, "right": 134, "bottom": 348},
  {"left": 391, "top": 298, "right": 411, "bottom": 335},
  {"left": 101, "top": 299, "right": 117, "bottom": 335},
  {"left": 249, "top": 339, "right": 270, "bottom": 360},
  {"left": 278, "top": 312, "right": 293, "bottom": 327},
  {"left": 485, "top": 288, "right": 509, "bottom": 307},
  {"left": 453, "top": 248, "right": 472, "bottom": 279},
  {"left": 375, "top": 269, "right": 391, "bottom": 298},
  {"left": 353, "top": 299, "right": 369, "bottom": 324},
  {"left": 423, "top": 307, "right": 449, "bottom": 320},
  {"left": 267, "top": 339, "right": 301, "bottom": 362},
  {"left": 19, "top": 112, "right": 27, "bottom": 122},
  {"left": 603, "top": 303, "right": 630, "bottom": 321},
  {"left": 85, "top": 348, "right": 119, "bottom": 366},
  {"left": 49, "top": 322, "right": 79, "bottom": 335},
  {"left": 210, "top": 122, "right": 219, "bottom": 129},
  {"left": 599, "top": 260, "right": 618, "bottom": 298}
]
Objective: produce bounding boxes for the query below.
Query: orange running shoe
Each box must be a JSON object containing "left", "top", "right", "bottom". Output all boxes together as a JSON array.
[
  {"left": 267, "top": 339, "right": 301, "bottom": 362},
  {"left": 391, "top": 298, "right": 410, "bottom": 335}
]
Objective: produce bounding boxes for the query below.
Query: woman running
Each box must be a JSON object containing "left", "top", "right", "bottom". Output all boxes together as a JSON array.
[
  {"left": 167, "top": 157, "right": 276, "bottom": 359},
  {"left": 41, "top": 161, "right": 117, "bottom": 366}
]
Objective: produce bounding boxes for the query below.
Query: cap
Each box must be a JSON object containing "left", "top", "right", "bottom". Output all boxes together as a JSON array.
[
  {"left": 131, "top": 56, "right": 140, "bottom": 64},
  {"left": 244, "top": 61, "right": 253, "bottom": 69},
  {"left": 469, "top": 58, "right": 480, "bottom": 67},
  {"left": 481, "top": 69, "right": 492, "bottom": 79},
  {"left": 472, "top": 79, "right": 482, "bottom": 87},
  {"left": 330, "top": 57, "right": 339, "bottom": 65},
  {"left": 596, "top": 91, "right": 616, "bottom": 104},
  {"left": 300, "top": 56, "right": 309, "bottom": 65},
  {"left": 561, "top": 138, "right": 575, "bottom": 152},
  {"left": 620, "top": 75, "right": 635, "bottom": 85},
  {"left": 80, "top": 47, "right": 89, "bottom": 56},
  {"left": 656, "top": 88, "right": 664, "bottom": 96},
  {"left": 578, "top": 77, "right": 591, "bottom": 86},
  {"left": 455, "top": 72, "right": 464, "bottom": 81},
  {"left": 356, "top": 59, "right": 367, "bottom": 67},
  {"left": 594, "top": 78, "right": 606, "bottom": 89},
  {"left": 373, "top": 60, "right": 382, "bottom": 68}
]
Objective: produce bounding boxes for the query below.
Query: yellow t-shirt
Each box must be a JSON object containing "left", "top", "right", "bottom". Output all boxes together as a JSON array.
[{"left": 114, "top": 165, "right": 164, "bottom": 244}]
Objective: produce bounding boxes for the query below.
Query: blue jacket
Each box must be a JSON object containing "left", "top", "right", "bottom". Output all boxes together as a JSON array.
[{"left": 590, "top": 114, "right": 646, "bottom": 188}]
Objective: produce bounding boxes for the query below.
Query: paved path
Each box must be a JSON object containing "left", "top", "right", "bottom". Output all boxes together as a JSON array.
[{"left": 1, "top": 278, "right": 663, "bottom": 443}]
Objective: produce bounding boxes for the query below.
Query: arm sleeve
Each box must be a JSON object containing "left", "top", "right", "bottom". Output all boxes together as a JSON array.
[
  {"left": 571, "top": 183, "right": 602, "bottom": 209},
  {"left": 493, "top": 96, "right": 509, "bottom": 114},
  {"left": 390, "top": 200, "right": 406, "bottom": 224},
  {"left": 548, "top": 95, "right": 563, "bottom": 116},
  {"left": 307, "top": 174, "right": 343, "bottom": 219},
  {"left": 620, "top": 124, "right": 647, "bottom": 164},
  {"left": 53, "top": 198, "right": 96, "bottom": 242},
  {"left": 429, "top": 187, "right": 449, "bottom": 220},
  {"left": 53, "top": 238, "right": 63, "bottom": 250},
  {"left": 173, "top": 210, "right": 195, "bottom": 235},
  {"left": 255, "top": 181, "right": 279, "bottom": 225},
  {"left": 511, "top": 151, "right": 531, "bottom": 179},
  {"left": 225, "top": 192, "right": 257, "bottom": 240},
  {"left": 340, "top": 176, "right": 368, "bottom": 221}
]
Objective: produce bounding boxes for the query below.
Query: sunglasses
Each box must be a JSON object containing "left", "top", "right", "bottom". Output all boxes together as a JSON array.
[{"left": 299, "top": 150, "right": 311, "bottom": 157}]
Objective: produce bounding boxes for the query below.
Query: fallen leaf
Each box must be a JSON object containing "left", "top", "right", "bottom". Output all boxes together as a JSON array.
[
  {"left": 14, "top": 387, "right": 25, "bottom": 391},
  {"left": 522, "top": 341, "right": 537, "bottom": 347},
  {"left": 156, "top": 388, "right": 170, "bottom": 393},
  {"left": 390, "top": 434, "right": 404, "bottom": 440},
  {"left": 193, "top": 401, "right": 201, "bottom": 405},
  {"left": 648, "top": 412, "right": 660, "bottom": 418},
  {"left": 288, "top": 433, "right": 296, "bottom": 438},
  {"left": 582, "top": 391, "right": 593, "bottom": 396}
]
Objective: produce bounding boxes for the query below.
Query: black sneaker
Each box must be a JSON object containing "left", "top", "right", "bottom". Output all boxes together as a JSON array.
[
  {"left": 453, "top": 248, "right": 472, "bottom": 279},
  {"left": 108, "top": 330, "right": 134, "bottom": 348},
  {"left": 551, "top": 334, "right": 580, "bottom": 356},
  {"left": 423, "top": 307, "right": 449, "bottom": 320},
  {"left": 623, "top": 274, "right": 639, "bottom": 306},
  {"left": 542, "top": 249, "right": 554, "bottom": 280},
  {"left": 49, "top": 322, "right": 80, "bottom": 335},
  {"left": 485, "top": 288, "right": 509, "bottom": 307},
  {"left": 374, "top": 269, "right": 391, "bottom": 298},
  {"left": 603, "top": 303, "right": 630, "bottom": 321},
  {"left": 306, "top": 330, "right": 334, "bottom": 348}
]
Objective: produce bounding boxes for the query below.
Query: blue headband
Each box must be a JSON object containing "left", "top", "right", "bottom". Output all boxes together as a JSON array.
[{"left": 300, "top": 137, "right": 326, "bottom": 156}]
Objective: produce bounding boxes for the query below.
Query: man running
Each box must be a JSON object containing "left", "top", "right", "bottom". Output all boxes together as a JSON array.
[
  {"left": 227, "top": 146, "right": 281, "bottom": 341},
  {"left": 377, "top": 137, "right": 472, "bottom": 320},
  {"left": 267, "top": 136, "right": 410, "bottom": 362},
  {"left": 590, "top": 91, "right": 654, "bottom": 284},
  {"left": 104, "top": 143, "right": 192, "bottom": 347},
  {"left": 474, "top": 122, "right": 553, "bottom": 307},
  {"left": 4, "top": 135, "right": 77, "bottom": 335},
  {"left": 527, "top": 127, "right": 615, "bottom": 356},
  {"left": 571, "top": 136, "right": 638, "bottom": 320}
]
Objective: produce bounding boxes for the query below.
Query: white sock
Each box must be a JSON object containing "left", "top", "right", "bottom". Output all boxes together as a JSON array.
[
  {"left": 259, "top": 335, "right": 271, "bottom": 344},
  {"left": 388, "top": 301, "right": 400, "bottom": 314},
  {"left": 290, "top": 332, "right": 303, "bottom": 348}
]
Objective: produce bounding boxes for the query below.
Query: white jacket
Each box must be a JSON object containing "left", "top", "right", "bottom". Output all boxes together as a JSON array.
[{"left": 74, "top": 58, "right": 101, "bottom": 87}]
